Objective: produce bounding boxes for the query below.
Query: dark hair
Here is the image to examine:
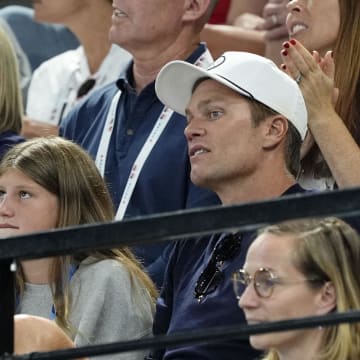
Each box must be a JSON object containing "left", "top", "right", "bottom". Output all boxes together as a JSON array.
[
  {"left": 248, "top": 99, "right": 301, "bottom": 178},
  {"left": 192, "top": 77, "right": 302, "bottom": 177},
  {"left": 302, "top": 0, "right": 360, "bottom": 179}
]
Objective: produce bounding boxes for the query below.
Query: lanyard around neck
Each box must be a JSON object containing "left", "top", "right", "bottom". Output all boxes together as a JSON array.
[{"left": 95, "top": 49, "right": 213, "bottom": 220}]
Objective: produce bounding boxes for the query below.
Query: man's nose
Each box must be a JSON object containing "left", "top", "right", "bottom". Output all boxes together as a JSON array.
[{"left": 184, "top": 121, "right": 206, "bottom": 142}]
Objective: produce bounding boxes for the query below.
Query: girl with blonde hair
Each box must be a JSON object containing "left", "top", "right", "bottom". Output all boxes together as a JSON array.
[
  {"left": 0, "top": 27, "right": 24, "bottom": 158},
  {"left": 0, "top": 137, "right": 157, "bottom": 359}
]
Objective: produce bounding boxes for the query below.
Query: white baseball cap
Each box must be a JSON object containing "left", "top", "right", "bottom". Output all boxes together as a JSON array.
[{"left": 155, "top": 51, "right": 307, "bottom": 140}]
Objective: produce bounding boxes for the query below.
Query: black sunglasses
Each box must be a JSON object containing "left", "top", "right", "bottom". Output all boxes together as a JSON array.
[
  {"left": 194, "top": 232, "right": 242, "bottom": 303},
  {"left": 76, "top": 78, "right": 96, "bottom": 99}
]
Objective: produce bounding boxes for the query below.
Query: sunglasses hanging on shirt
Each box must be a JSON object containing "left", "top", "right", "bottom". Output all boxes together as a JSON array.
[
  {"left": 194, "top": 232, "right": 242, "bottom": 303},
  {"left": 76, "top": 78, "right": 96, "bottom": 99}
]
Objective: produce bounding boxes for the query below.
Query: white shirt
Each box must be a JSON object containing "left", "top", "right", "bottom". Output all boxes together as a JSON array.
[
  {"left": 299, "top": 173, "right": 335, "bottom": 191},
  {"left": 26, "top": 44, "right": 132, "bottom": 125}
]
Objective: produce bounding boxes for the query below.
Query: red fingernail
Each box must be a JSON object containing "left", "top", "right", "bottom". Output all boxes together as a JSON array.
[
  {"left": 280, "top": 64, "right": 287, "bottom": 70},
  {"left": 330, "top": 51, "right": 334, "bottom": 58},
  {"left": 281, "top": 49, "right": 288, "bottom": 56},
  {"left": 283, "top": 42, "right": 290, "bottom": 49},
  {"left": 290, "top": 39, "right": 296, "bottom": 45}
]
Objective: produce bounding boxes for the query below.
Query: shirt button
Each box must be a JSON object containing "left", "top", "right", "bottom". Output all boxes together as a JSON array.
[{"left": 127, "top": 129, "right": 134, "bottom": 136}]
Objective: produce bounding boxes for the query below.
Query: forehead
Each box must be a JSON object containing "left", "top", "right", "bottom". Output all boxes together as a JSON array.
[
  {"left": 0, "top": 168, "right": 34, "bottom": 184},
  {"left": 245, "top": 233, "right": 296, "bottom": 271},
  {"left": 193, "top": 79, "right": 240, "bottom": 96},
  {"left": 188, "top": 79, "right": 250, "bottom": 108}
]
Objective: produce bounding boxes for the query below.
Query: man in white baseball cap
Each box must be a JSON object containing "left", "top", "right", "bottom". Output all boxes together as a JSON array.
[
  {"left": 149, "top": 52, "right": 309, "bottom": 359},
  {"left": 156, "top": 51, "right": 307, "bottom": 140}
]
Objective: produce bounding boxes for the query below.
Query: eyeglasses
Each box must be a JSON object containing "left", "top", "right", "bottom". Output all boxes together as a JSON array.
[
  {"left": 76, "top": 78, "right": 96, "bottom": 99},
  {"left": 233, "top": 268, "right": 323, "bottom": 299},
  {"left": 194, "top": 232, "right": 242, "bottom": 303}
]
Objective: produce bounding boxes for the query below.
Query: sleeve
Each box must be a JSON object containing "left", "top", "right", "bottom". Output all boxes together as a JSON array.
[
  {"left": 147, "top": 244, "right": 179, "bottom": 359},
  {"left": 26, "top": 62, "right": 56, "bottom": 122},
  {"left": 70, "top": 261, "right": 153, "bottom": 360},
  {"left": 59, "top": 84, "right": 114, "bottom": 143},
  {"left": 59, "top": 98, "right": 83, "bottom": 140},
  {"left": 59, "top": 93, "right": 94, "bottom": 142},
  {"left": 146, "top": 242, "right": 174, "bottom": 290}
]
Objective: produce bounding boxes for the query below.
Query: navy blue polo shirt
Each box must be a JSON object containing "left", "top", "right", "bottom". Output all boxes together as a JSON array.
[
  {"left": 60, "top": 44, "right": 220, "bottom": 284},
  {"left": 152, "top": 184, "right": 306, "bottom": 359}
]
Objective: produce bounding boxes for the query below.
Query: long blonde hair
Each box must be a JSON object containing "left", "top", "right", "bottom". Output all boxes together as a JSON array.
[
  {"left": 2, "top": 137, "right": 157, "bottom": 334},
  {"left": 259, "top": 217, "right": 360, "bottom": 360},
  {"left": 0, "top": 28, "right": 23, "bottom": 134}
]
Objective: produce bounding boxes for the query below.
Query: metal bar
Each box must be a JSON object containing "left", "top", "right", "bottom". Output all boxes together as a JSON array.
[
  {"left": 0, "top": 260, "right": 14, "bottom": 355},
  {"left": 0, "top": 187, "right": 359, "bottom": 260},
  {"left": 12, "top": 310, "right": 360, "bottom": 360}
]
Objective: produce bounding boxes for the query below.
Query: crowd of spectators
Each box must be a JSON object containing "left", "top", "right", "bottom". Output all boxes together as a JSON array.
[{"left": 0, "top": 0, "right": 359, "bottom": 359}]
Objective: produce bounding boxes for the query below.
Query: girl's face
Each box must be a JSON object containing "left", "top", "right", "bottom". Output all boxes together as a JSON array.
[
  {"left": 0, "top": 168, "right": 58, "bottom": 238},
  {"left": 286, "top": 0, "right": 340, "bottom": 54}
]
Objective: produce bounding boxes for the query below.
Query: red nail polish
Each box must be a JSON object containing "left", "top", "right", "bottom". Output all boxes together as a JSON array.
[
  {"left": 281, "top": 49, "right": 288, "bottom": 56},
  {"left": 290, "top": 39, "right": 296, "bottom": 46},
  {"left": 330, "top": 51, "right": 334, "bottom": 58},
  {"left": 281, "top": 64, "right": 287, "bottom": 70},
  {"left": 283, "top": 42, "right": 290, "bottom": 49}
]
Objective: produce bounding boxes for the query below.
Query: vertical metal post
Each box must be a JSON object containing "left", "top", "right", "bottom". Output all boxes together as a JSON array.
[{"left": 0, "top": 260, "right": 15, "bottom": 355}]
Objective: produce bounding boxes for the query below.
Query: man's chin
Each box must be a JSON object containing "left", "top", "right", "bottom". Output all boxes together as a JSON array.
[{"left": 191, "top": 173, "right": 212, "bottom": 190}]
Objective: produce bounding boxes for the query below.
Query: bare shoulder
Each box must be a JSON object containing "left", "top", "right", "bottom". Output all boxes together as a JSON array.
[{"left": 14, "top": 314, "right": 75, "bottom": 353}]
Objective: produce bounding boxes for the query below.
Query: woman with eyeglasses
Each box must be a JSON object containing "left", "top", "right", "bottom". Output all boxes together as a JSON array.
[{"left": 234, "top": 217, "right": 360, "bottom": 360}]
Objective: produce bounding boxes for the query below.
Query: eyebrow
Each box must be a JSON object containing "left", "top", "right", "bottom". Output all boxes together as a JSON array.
[
  {"left": 0, "top": 184, "right": 40, "bottom": 191},
  {"left": 185, "top": 97, "right": 227, "bottom": 117}
]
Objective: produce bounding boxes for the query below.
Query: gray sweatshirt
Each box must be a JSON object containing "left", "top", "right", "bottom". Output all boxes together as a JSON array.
[{"left": 19, "top": 257, "right": 155, "bottom": 360}]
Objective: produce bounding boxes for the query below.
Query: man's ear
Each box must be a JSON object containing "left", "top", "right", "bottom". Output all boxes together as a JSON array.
[
  {"left": 182, "top": 0, "right": 211, "bottom": 22},
  {"left": 262, "top": 115, "right": 288, "bottom": 149},
  {"left": 316, "top": 282, "right": 337, "bottom": 315}
]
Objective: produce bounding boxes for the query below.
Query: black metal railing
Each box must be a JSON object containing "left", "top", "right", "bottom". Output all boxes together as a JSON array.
[{"left": 1, "top": 187, "right": 359, "bottom": 358}]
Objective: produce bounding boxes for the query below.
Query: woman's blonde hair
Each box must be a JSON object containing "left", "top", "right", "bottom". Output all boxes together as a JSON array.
[
  {"left": 2, "top": 137, "right": 157, "bottom": 334},
  {"left": 0, "top": 28, "right": 23, "bottom": 134},
  {"left": 259, "top": 217, "right": 360, "bottom": 360}
]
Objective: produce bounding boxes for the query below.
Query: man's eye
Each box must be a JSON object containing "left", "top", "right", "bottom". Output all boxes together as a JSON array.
[{"left": 208, "top": 110, "right": 223, "bottom": 119}]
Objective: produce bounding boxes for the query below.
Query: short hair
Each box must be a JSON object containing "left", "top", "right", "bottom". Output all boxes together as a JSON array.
[
  {"left": 0, "top": 28, "right": 23, "bottom": 134},
  {"left": 205, "top": 0, "right": 220, "bottom": 22},
  {"left": 196, "top": 0, "right": 220, "bottom": 30},
  {"left": 259, "top": 217, "right": 360, "bottom": 360},
  {"left": 248, "top": 99, "right": 301, "bottom": 178},
  {"left": 192, "top": 77, "right": 302, "bottom": 178}
]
